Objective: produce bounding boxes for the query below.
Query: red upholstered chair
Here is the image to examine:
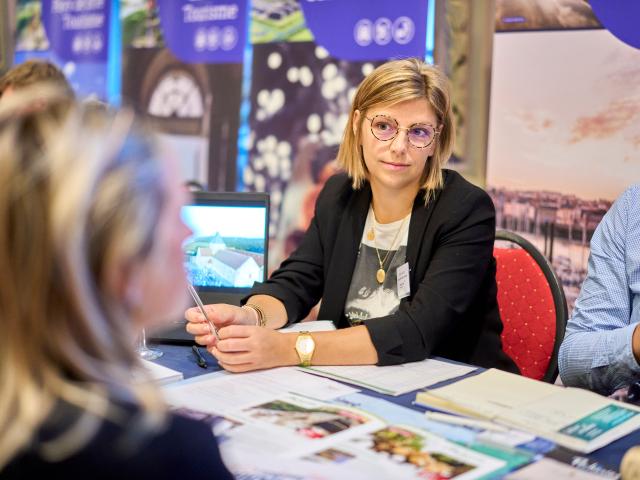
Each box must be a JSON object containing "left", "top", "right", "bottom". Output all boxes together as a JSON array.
[{"left": 494, "top": 230, "right": 568, "bottom": 383}]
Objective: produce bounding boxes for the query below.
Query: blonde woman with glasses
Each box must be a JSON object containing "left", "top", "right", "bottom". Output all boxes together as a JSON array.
[
  {"left": 186, "top": 58, "right": 518, "bottom": 375},
  {"left": 0, "top": 88, "right": 232, "bottom": 478}
]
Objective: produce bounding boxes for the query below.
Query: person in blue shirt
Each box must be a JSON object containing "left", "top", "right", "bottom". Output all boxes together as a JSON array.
[{"left": 559, "top": 184, "right": 640, "bottom": 395}]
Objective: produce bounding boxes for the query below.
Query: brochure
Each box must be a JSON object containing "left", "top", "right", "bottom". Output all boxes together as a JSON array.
[
  {"left": 416, "top": 369, "right": 640, "bottom": 453},
  {"left": 300, "top": 359, "right": 476, "bottom": 396}
]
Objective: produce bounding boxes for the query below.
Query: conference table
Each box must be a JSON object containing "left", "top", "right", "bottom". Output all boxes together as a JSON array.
[{"left": 152, "top": 342, "right": 639, "bottom": 477}]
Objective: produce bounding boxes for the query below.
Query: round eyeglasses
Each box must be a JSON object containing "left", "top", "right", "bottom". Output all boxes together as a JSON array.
[{"left": 365, "top": 114, "right": 439, "bottom": 149}]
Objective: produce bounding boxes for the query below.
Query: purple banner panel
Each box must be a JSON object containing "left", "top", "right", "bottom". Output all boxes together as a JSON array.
[
  {"left": 41, "top": 0, "right": 110, "bottom": 63},
  {"left": 157, "top": 0, "right": 247, "bottom": 64},
  {"left": 590, "top": 0, "right": 640, "bottom": 50},
  {"left": 300, "top": 0, "right": 428, "bottom": 61}
]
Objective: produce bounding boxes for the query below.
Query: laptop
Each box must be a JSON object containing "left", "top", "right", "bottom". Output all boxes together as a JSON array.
[{"left": 150, "top": 191, "right": 270, "bottom": 343}]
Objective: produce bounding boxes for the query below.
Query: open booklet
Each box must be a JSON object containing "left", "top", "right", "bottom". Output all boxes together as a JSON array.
[{"left": 416, "top": 368, "right": 640, "bottom": 453}]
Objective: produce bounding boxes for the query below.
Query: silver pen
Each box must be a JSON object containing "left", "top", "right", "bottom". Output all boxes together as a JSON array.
[{"left": 187, "top": 282, "right": 220, "bottom": 341}]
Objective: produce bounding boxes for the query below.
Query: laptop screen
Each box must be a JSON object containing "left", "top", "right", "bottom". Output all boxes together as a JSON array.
[
  {"left": 181, "top": 191, "right": 269, "bottom": 298},
  {"left": 150, "top": 191, "right": 269, "bottom": 343}
]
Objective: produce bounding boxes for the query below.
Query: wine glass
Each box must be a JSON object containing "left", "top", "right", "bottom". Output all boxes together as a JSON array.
[{"left": 136, "top": 328, "right": 163, "bottom": 360}]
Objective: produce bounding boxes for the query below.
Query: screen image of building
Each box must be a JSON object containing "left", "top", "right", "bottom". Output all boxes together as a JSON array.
[{"left": 185, "top": 233, "right": 264, "bottom": 288}]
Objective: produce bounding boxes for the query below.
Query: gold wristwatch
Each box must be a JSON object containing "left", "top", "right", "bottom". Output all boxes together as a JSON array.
[{"left": 295, "top": 331, "right": 315, "bottom": 367}]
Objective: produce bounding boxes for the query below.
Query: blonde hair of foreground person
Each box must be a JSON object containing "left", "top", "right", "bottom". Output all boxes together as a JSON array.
[
  {"left": 0, "top": 87, "right": 189, "bottom": 468},
  {"left": 337, "top": 57, "right": 455, "bottom": 203}
]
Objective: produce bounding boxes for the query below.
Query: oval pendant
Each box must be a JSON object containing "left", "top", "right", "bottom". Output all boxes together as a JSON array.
[
  {"left": 367, "top": 228, "right": 375, "bottom": 241},
  {"left": 376, "top": 268, "right": 385, "bottom": 284}
]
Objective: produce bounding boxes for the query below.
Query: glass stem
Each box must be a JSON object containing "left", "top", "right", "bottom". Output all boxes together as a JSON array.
[{"left": 140, "top": 328, "right": 148, "bottom": 349}]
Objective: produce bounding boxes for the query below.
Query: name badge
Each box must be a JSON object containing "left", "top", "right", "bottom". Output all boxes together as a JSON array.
[{"left": 397, "top": 262, "right": 410, "bottom": 299}]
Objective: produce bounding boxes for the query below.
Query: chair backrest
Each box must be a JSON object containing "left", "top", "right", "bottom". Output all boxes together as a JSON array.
[{"left": 493, "top": 230, "right": 568, "bottom": 383}]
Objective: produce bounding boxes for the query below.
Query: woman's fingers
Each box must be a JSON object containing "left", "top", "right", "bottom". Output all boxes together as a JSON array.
[
  {"left": 185, "top": 304, "right": 248, "bottom": 345},
  {"left": 209, "top": 345, "right": 254, "bottom": 367},
  {"left": 216, "top": 337, "right": 250, "bottom": 353},
  {"left": 218, "top": 324, "right": 254, "bottom": 339},
  {"left": 185, "top": 304, "right": 248, "bottom": 328},
  {"left": 193, "top": 333, "right": 218, "bottom": 346},
  {"left": 185, "top": 320, "right": 211, "bottom": 336}
]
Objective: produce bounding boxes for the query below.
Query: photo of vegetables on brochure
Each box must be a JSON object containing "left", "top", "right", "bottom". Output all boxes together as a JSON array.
[{"left": 369, "top": 426, "right": 476, "bottom": 478}]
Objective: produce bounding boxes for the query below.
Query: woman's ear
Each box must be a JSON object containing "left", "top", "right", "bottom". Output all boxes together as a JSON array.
[
  {"left": 352, "top": 109, "right": 361, "bottom": 137},
  {"left": 123, "top": 265, "right": 145, "bottom": 318},
  {"left": 108, "top": 258, "right": 145, "bottom": 319}
]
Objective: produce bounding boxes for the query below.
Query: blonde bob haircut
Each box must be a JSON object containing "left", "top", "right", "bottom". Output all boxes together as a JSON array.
[
  {"left": 0, "top": 86, "right": 167, "bottom": 468},
  {"left": 337, "top": 58, "right": 455, "bottom": 203}
]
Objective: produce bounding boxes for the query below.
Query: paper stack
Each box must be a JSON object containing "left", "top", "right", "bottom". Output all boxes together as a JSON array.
[
  {"left": 135, "top": 359, "right": 184, "bottom": 385},
  {"left": 415, "top": 368, "right": 640, "bottom": 453}
]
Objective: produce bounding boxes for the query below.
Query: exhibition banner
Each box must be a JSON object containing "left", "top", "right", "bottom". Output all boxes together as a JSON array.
[
  {"left": 590, "top": 0, "right": 640, "bottom": 49},
  {"left": 299, "top": 0, "right": 428, "bottom": 61},
  {"left": 157, "top": 0, "right": 247, "bottom": 64},
  {"left": 41, "top": 0, "right": 110, "bottom": 62}
]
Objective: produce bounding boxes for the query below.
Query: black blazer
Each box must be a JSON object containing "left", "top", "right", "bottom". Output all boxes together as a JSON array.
[
  {"left": 250, "top": 170, "right": 518, "bottom": 372},
  {"left": 2, "top": 400, "right": 233, "bottom": 479}
]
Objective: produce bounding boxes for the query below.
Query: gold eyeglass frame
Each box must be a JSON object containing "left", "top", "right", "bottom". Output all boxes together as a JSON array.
[{"left": 365, "top": 114, "right": 440, "bottom": 149}]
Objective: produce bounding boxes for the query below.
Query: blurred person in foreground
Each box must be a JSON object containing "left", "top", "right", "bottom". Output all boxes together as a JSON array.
[
  {"left": 0, "top": 87, "right": 232, "bottom": 479},
  {"left": 0, "top": 59, "right": 72, "bottom": 102}
]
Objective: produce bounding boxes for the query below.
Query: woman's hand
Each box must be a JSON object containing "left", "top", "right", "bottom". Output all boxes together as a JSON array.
[
  {"left": 209, "top": 325, "right": 298, "bottom": 373},
  {"left": 185, "top": 303, "right": 298, "bottom": 372},
  {"left": 184, "top": 303, "right": 256, "bottom": 347}
]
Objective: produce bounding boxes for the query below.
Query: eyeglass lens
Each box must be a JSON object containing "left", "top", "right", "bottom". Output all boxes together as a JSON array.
[{"left": 370, "top": 115, "right": 436, "bottom": 148}]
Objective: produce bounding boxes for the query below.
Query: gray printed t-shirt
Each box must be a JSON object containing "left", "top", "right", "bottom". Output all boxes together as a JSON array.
[{"left": 344, "top": 205, "right": 411, "bottom": 326}]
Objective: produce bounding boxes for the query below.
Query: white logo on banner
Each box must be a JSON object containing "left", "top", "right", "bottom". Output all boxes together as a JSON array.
[
  {"left": 71, "top": 33, "right": 103, "bottom": 54},
  {"left": 221, "top": 26, "right": 238, "bottom": 50},
  {"left": 353, "top": 16, "right": 416, "bottom": 47},
  {"left": 193, "top": 26, "right": 237, "bottom": 51},
  {"left": 393, "top": 16, "right": 414, "bottom": 44},
  {"left": 207, "top": 27, "right": 221, "bottom": 50},
  {"left": 374, "top": 17, "right": 392, "bottom": 45},
  {"left": 354, "top": 19, "right": 373, "bottom": 46},
  {"left": 194, "top": 28, "right": 206, "bottom": 51}
]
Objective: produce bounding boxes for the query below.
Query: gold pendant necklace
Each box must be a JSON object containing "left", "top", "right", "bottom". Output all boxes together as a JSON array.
[
  {"left": 367, "top": 228, "right": 375, "bottom": 241},
  {"left": 371, "top": 214, "right": 408, "bottom": 285}
]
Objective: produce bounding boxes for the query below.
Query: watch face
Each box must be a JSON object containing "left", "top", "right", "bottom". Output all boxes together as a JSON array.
[{"left": 297, "top": 336, "right": 314, "bottom": 355}]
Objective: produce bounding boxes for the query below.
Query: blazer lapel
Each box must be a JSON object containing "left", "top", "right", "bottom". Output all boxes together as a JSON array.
[
  {"left": 406, "top": 173, "right": 447, "bottom": 290},
  {"left": 322, "top": 184, "right": 371, "bottom": 323}
]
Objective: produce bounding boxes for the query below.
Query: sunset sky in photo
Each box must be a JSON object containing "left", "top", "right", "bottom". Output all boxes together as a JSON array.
[{"left": 487, "top": 29, "right": 640, "bottom": 201}]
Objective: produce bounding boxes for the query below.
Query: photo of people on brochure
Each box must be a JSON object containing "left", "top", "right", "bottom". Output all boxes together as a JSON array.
[
  {"left": 243, "top": 399, "right": 371, "bottom": 439},
  {"left": 305, "top": 448, "right": 356, "bottom": 465}
]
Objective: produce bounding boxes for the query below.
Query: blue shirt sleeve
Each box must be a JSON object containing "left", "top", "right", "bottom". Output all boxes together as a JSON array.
[{"left": 559, "top": 185, "right": 640, "bottom": 394}]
